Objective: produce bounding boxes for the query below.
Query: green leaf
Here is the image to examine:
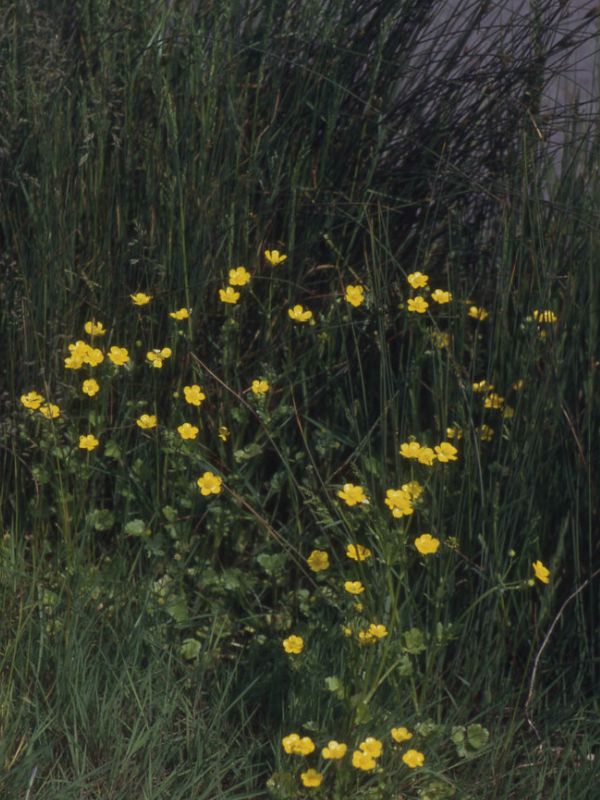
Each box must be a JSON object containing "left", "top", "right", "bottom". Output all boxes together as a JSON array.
[
  {"left": 415, "top": 720, "right": 440, "bottom": 738},
  {"left": 162, "top": 505, "right": 178, "bottom": 522},
  {"left": 125, "top": 519, "right": 150, "bottom": 537},
  {"left": 180, "top": 638, "right": 201, "bottom": 660},
  {"left": 324, "top": 676, "right": 345, "bottom": 698},
  {"left": 466, "top": 724, "right": 489, "bottom": 750},
  {"left": 165, "top": 595, "right": 188, "bottom": 623},
  {"left": 103, "top": 439, "right": 122, "bottom": 462},
  {"left": 402, "top": 627, "right": 426, "bottom": 654},
  {"left": 87, "top": 508, "right": 115, "bottom": 531}
]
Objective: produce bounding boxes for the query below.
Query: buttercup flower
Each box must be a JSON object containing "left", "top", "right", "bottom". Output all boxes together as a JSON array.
[
  {"left": 300, "top": 769, "right": 322, "bottom": 788},
  {"left": 228, "top": 266, "right": 251, "bottom": 286},
  {"left": 322, "top": 741, "right": 347, "bottom": 759},
  {"left": 84, "top": 320, "right": 106, "bottom": 336},
  {"left": 478, "top": 423, "right": 494, "bottom": 441},
  {"left": 218, "top": 426, "right": 230, "bottom": 442},
  {"left": 346, "top": 543, "right": 372, "bottom": 561},
  {"left": 20, "top": 391, "right": 44, "bottom": 410},
  {"left": 197, "top": 471, "right": 222, "bottom": 495},
  {"left": 86, "top": 347, "right": 104, "bottom": 367},
  {"left": 359, "top": 738, "right": 383, "bottom": 758},
  {"left": 219, "top": 286, "right": 240, "bottom": 304},
  {"left": 391, "top": 727, "right": 413, "bottom": 743},
  {"left": 532, "top": 560, "right": 550, "bottom": 584},
  {"left": 108, "top": 346, "right": 129, "bottom": 366},
  {"left": 82, "top": 379, "right": 100, "bottom": 397},
  {"left": 146, "top": 347, "right": 172, "bottom": 369},
  {"left": 533, "top": 309, "right": 557, "bottom": 323},
  {"left": 468, "top": 305, "right": 488, "bottom": 320},
  {"left": 251, "top": 379, "right": 269, "bottom": 395},
  {"left": 403, "top": 749, "right": 425, "bottom": 768},
  {"left": 472, "top": 380, "right": 494, "bottom": 393},
  {"left": 434, "top": 442, "right": 458, "bottom": 462},
  {"left": 415, "top": 533, "right": 440, "bottom": 555},
  {"left": 79, "top": 434, "right": 99, "bottom": 451},
  {"left": 183, "top": 385, "right": 206, "bottom": 406},
  {"left": 407, "top": 296, "right": 429, "bottom": 314},
  {"left": 288, "top": 304, "right": 313, "bottom": 323},
  {"left": 400, "top": 441, "right": 422, "bottom": 460},
  {"left": 407, "top": 271, "right": 429, "bottom": 289},
  {"left": 337, "top": 483, "right": 368, "bottom": 506},
  {"left": 367, "top": 624, "right": 388, "bottom": 640},
  {"left": 307, "top": 550, "right": 329, "bottom": 572},
  {"left": 282, "top": 635, "right": 304, "bottom": 654},
  {"left": 385, "top": 488, "right": 414, "bottom": 518},
  {"left": 402, "top": 480, "right": 424, "bottom": 500},
  {"left": 265, "top": 249, "right": 287, "bottom": 266},
  {"left": 431, "top": 289, "right": 452, "bottom": 304},
  {"left": 131, "top": 292, "right": 152, "bottom": 306},
  {"left": 431, "top": 330, "right": 450, "bottom": 348},
  {"left": 169, "top": 308, "right": 190, "bottom": 320},
  {"left": 282, "top": 734, "right": 315, "bottom": 755},
  {"left": 38, "top": 403, "right": 60, "bottom": 419},
  {"left": 484, "top": 393, "right": 504, "bottom": 410},
  {"left": 344, "top": 284, "right": 366, "bottom": 307},
  {"left": 136, "top": 414, "right": 157, "bottom": 429},
  {"left": 446, "top": 426, "right": 463, "bottom": 440},
  {"left": 416, "top": 446, "right": 436, "bottom": 466},
  {"left": 344, "top": 580, "right": 365, "bottom": 595},
  {"left": 177, "top": 422, "right": 199, "bottom": 440},
  {"left": 352, "top": 750, "right": 377, "bottom": 771}
]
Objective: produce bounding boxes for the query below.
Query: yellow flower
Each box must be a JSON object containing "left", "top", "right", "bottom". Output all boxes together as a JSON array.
[
  {"left": 446, "top": 426, "right": 463, "bottom": 439},
  {"left": 82, "top": 379, "right": 100, "bottom": 397},
  {"left": 20, "top": 391, "right": 44, "bottom": 410},
  {"left": 346, "top": 543, "right": 372, "bottom": 561},
  {"left": 434, "top": 442, "right": 458, "bottom": 462},
  {"left": 431, "top": 289, "right": 452, "bottom": 304},
  {"left": 532, "top": 560, "right": 550, "bottom": 584},
  {"left": 359, "top": 737, "right": 383, "bottom": 758},
  {"left": 84, "top": 320, "right": 106, "bottom": 336},
  {"left": 228, "top": 266, "right": 251, "bottom": 286},
  {"left": 169, "top": 307, "right": 190, "bottom": 320},
  {"left": 358, "top": 630, "right": 377, "bottom": 645},
  {"left": 344, "top": 580, "right": 365, "bottom": 595},
  {"left": 477, "top": 423, "right": 494, "bottom": 441},
  {"left": 282, "top": 734, "right": 315, "bottom": 755},
  {"left": 177, "top": 422, "right": 199, "bottom": 440},
  {"left": 108, "top": 346, "right": 129, "bottom": 366},
  {"left": 484, "top": 393, "right": 504, "bottom": 410},
  {"left": 402, "top": 480, "right": 423, "bottom": 500},
  {"left": 146, "top": 348, "right": 172, "bottom": 369},
  {"left": 306, "top": 550, "right": 329, "bottom": 572},
  {"left": 431, "top": 330, "right": 450, "bottom": 348},
  {"left": 38, "top": 403, "right": 60, "bottom": 419},
  {"left": 407, "top": 271, "right": 429, "bottom": 289},
  {"left": 219, "top": 286, "right": 240, "bottom": 304},
  {"left": 402, "top": 749, "right": 425, "bottom": 768},
  {"left": 282, "top": 635, "right": 304, "bottom": 654},
  {"left": 183, "top": 384, "right": 206, "bottom": 406},
  {"left": 407, "top": 296, "right": 429, "bottom": 314},
  {"left": 502, "top": 405, "right": 515, "bottom": 419},
  {"left": 416, "top": 446, "right": 436, "bottom": 466},
  {"left": 344, "top": 284, "right": 366, "bottom": 307},
  {"left": 337, "top": 483, "right": 368, "bottom": 506},
  {"left": 367, "top": 624, "right": 388, "bottom": 639},
  {"left": 300, "top": 769, "right": 322, "bottom": 788},
  {"left": 218, "top": 426, "right": 230, "bottom": 442},
  {"left": 399, "top": 441, "right": 421, "bottom": 460},
  {"left": 512, "top": 379, "right": 525, "bottom": 391},
  {"left": 136, "top": 414, "right": 157, "bottom": 429},
  {"left": 197, "top": 471, "right": 222, "bottom": 495},
  {"left": 265, "top": 249, "right": 287, "bottom": 266},
  {"left": 79, "top": 434, "right": 99, "bottom": 451},
  {"left": 472, "top": 380, "right": 494, "bottom": 393},
  {"left": 468, "top": 305, "right": 488, "bottom": 320},
  {"left": 288, "top": 304, "right": 313, "bottom": 323},
  {"left": 391, "top": 727, "right": 413, "bottom": 743},
  {"left": 322, "top": 741, "right": 347, "bottom": 759},
  {"left": 131, "top": 292, "right": 152, "bottom": 306},
  {"left": 251, "top": 379, "right": 269, "bottom": 395},
  {"left": 385, "top": 488, "right": 414, "bottom": 518},
  {"left": 351, "top": 750, "right": 376, "bottom": 771},
  {"left": 532, "top": 309, "right": 557, "bottom": 323},
  {"left": 415, "top": 533, "right": 440, "bottom": 555}
]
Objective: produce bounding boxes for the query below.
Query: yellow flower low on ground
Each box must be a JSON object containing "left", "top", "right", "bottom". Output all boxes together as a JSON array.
[
  {"left": 282, "top": 635, "right": 304, "bottom": 654},
  {"left": 344, "top": 580, "right": 365, "bottom": 595},
  {"left": 346, "top": 543, "right": 372, "bottom": 561},
  {"left": 306, "top": 550, "right": 329, "bottom": 572},
  {"left": 300, "top": 769, "right": 322, "bottom": 788},
  {"left": 39, "top": 403, "right": 60, "bottom": 419},
  {"left": 407, "top": 296, "right": 429, "bottom": 314},
  {"left": 265, "top": 249, "right": 287, "bottom": 266},
  {"left": 322, "top": 741, "right": 347, "bottom": 759},
  {"left": 251, "top": 379, "right": 269, "bottom": 395},
  {"left": 84, "top": 320, "right": 106, "bottom": 336},
  {"left": 338, "top": 483, "right": 368, "bottom": 506},
  {"left": 352, "top": 750, "right": 377, "bottom": 770},
  {"left": 532, "top": 560, "right": 550, "bottom": 584},
  {"left": 82, "top": 379, "right": 100, "bottom": 397},
  {"left": 359, "top": 737, "right": 383, "bottom": 758},
  {"left": 415, "top": 533, "right": 440, "bottom": 555},
  {"left": 197, "top": 471, "right": 222, "bottom": 495},
  {"left": 344, "top": 284, "right": 365, "bottom": 307},
  {"left": 184, "top": 384, "right": 206, "bottom": 406},
  {"left": 367, "top": 624, "right": 388, "bottom": 639},
  {"left": 468, "top": 305, "right": 489, "bottom": 320},
  {"left": 108, "top": 346, "right": 129, "bottom": 366},
  {"left": 431, "top": 288, "right": 452, "bottom": 303},
  {"left": 169, "top": 307, "right": 190, "bottom": 320},
  {"left": 282, "top": 734, "right": 315, "bottom": 755},
  {"left": 79, "top": 434, "right": 99, "bottom": 451},
  {"left": 407, "top": 271, "right": 428, "bottom": 288},
  {"left": 136, "top": 414, "right": 157, "bottom": 429},
  {"left": 177, "top": 422, "right": 199, "bottom": 440},
  {"left": 20, "top": 391, "right": 44, "bottom": 410},
  {"left": 131, "top": 292, "right": 152, "bottom": 305},
  {"left": 434, "top": 441, "right": 458, "bottom": 462},
  {"left": 288, "top": 304, "right": 313, "bottom": 323},
  {"left": 391, "top": 727, "right": 413, "bottom": 743},
  {"left": 402, "top": 749, "right": 425, "bottom": 768},
  {"left": 219, "top": 286, "right": 240, "bottom": 304},
  {"left": 228, "top": 266, "right": 251, "bottom": 286}
]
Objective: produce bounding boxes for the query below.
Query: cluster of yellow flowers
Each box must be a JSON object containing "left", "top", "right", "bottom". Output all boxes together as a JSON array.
[{"left": 405, "top": 272, "right": 453, "bottom": 315}]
